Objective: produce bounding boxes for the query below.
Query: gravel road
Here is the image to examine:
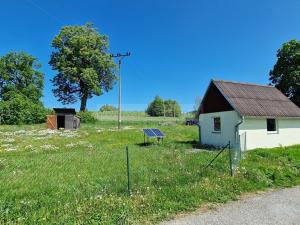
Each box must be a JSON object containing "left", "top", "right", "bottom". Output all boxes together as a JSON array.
[{"left": 161, "top": 186, "right": 300, "bottom": 225}]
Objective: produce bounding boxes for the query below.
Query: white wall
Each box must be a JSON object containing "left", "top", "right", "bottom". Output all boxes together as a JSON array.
[
  {"left": 199, "top": 111, "right": 240, "bottom": 148},
  {"left": 239, "top": 117, "right": 300, "bottom": 150}
]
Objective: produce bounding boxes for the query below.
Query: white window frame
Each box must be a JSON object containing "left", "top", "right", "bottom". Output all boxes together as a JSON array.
[
  {"left": 212, "top": 117, "right": 221, "bottom": 133},
  {"left": 266, "top": 118, "right": 278, "bottom": 134}
]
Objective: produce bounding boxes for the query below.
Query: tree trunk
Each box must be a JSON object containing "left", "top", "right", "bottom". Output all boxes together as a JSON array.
[{"left": 80, "top": 93, "right": 88, "bottom": 111}]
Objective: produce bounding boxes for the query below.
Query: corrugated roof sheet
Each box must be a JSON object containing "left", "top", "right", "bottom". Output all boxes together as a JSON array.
[{"left": 212, "top": 80, "right": 300, "bottom": 117}]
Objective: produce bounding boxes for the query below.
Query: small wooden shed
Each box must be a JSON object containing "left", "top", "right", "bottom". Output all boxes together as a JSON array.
[{"left": 47, "top": 108, "right": 80, "bottom": 130}]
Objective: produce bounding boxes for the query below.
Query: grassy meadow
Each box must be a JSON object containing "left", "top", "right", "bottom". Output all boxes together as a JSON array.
[{"left": 0, "top": 113, "right": 299, "bottom": 224}]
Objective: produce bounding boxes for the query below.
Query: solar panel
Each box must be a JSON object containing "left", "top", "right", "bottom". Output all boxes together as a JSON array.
[
  {"left": 151, "top": 129, "right": 164, "bottom": 137},
  {"left": 143, "top": 128, "right": 156, "bottom": 137},
  {"left": 143, "top": 128, "right": 165, "bottom": 144}
]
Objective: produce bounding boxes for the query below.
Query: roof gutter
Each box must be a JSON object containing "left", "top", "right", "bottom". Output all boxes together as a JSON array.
[{"left": 235, "top": 116, "right": 244, "bottom": 144}]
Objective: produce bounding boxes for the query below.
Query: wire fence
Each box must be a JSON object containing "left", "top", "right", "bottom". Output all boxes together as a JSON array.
[{"left": 0, "top": 125, "right": 245, "bottom": 223}]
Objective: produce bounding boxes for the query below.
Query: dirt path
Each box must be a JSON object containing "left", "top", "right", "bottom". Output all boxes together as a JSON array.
[{"left": 161, "top": 186, "right": 300, "bottom": 225}]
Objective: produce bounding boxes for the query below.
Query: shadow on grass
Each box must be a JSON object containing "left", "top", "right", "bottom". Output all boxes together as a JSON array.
[
  {"left": 135, "top": 142, "right": 163, "bottom": 147},
  {"left": 174, "top": 140, "right": 220, "bottom": 151},
  {"left": 136, "top": 142, "right": 153, "bottom": 147}
]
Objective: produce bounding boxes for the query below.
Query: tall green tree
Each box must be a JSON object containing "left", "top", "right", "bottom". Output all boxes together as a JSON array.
[
  {"left": 269, "top": 40, "right": 300, "bottom": 107},
  {"left": 146, "top": 96, "right": 181, "bottom": 117},
  {"left": 146, "top": 96, "right": 164, "bottom": 117},
  {"left": 164, "top": 99, "right": 181, "bottom": 117},
  {"left": 0, "top": 52, "right": 46, "bottom": 124},
  {"left": 0, "top": 52, "right": 43, "bottom": 102},
  {"left": 49, "top": 23, "right": 117, "bottom": 111}
]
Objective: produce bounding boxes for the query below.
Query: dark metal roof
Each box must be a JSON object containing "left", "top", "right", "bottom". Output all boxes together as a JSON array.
[
  {"left": 209, "top": 80, "right": 300, "bottom": 117},
  {"left": 53, "top": 108, "right": 76, "bottom": 115}
]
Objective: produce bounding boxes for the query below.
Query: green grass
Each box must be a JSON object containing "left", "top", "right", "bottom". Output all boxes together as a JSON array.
[{"left": 0, "top": 119, "right": 299, "bottom": 224}]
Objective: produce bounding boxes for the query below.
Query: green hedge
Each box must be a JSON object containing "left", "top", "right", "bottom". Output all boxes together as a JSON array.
[{"left": 0, "top": 94, "right": 46, "bottom": 125}]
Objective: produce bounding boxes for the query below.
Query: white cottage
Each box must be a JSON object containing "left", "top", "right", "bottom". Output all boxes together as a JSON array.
[{"left": 197, "top": 80, "right": 300, "bottom": 151}]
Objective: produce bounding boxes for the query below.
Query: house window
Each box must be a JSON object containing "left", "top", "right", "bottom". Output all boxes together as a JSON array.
[
  {"left": 213, "top": 117, "right": 221, "bottom": 132},
  {"left": 267, "top": 119, "right": 277, "bottom": 132}
]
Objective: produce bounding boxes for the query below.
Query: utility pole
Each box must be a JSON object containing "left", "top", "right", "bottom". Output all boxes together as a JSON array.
[
  {"left": 173, "top": 103, "right": 175, "bottom": 118},
  {"left": 111, "top": 52, "right": 131, "bottom": 130}
]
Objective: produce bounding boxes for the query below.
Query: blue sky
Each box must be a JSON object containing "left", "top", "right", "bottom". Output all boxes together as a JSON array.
[{"left": 1, "top": 0, "right": 299, "bottom": 112}]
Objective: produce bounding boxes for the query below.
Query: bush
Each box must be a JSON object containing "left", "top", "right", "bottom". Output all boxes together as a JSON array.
[
  {"left": 99, "top": 104, "right": 117, "bottom": 112},
  {"left": 77, "top": 111, "right": 97, "bottom": 123},
  {"left": 0, "top": 94, "right": 46, "bottom": 125}
]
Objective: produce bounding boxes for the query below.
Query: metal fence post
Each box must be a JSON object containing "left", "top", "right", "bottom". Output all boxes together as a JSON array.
[
  {"left": 126, "top": 146, "right": 131, "bottom": 196},
  {"left": 228, "top": 141, "right": 233, "bottom": 176}
]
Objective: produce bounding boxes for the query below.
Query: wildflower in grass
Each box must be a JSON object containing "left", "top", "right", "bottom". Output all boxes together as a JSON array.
[
  {"left": 34, "top": 136, "right": 51, "bottom": 140},
  {"left": 122, "top": 126, "right": 135, "bottom": 130},
  {"left": 14, "top": 130, "right": 26, "bottom": 135},
  {"left": 95, "top": 195, "right": 103, "bottom": 200},
  {"left": 65, "top": 143, "right": 77, "bottom": 148},
  {"left": 59, "top": 131, "right": 79, "bottom": 138},
  {"left": 40, "top": 144, "right": 58, "bottom": 150},
  {"left": 78, "top": 141, "right": 89, "bottom": 145},
  {"left": 5, "top": 147, "right": 17, "bottom": 151},
  {"left": 1, "top": 144, "right": 12, "bottom": 148},
  {"left": 25, "top": 145, "right": 33, "bottom": 150},
  {"left": 4, "top": 138, "right": 15, "bottom": 143},
  {"left": 87, "top": 144, "right": 94, "bottom": 148}
]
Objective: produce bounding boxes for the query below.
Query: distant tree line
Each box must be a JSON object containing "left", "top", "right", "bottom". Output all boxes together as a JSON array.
[
  {"left": 99, "top": 104, "right": 117, "bottom": 112},
  {"left": 146, "top": 96, "right": 181, "bottom": 117}
]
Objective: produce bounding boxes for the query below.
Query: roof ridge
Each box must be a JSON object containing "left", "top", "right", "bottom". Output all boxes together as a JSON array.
[{"left": 212, "top": 79, "right": 274, "bottom": 88}]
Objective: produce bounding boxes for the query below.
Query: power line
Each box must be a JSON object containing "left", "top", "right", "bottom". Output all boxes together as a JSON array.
[{"left": 24, "top": 0, "right": 63, "bottom": 25}]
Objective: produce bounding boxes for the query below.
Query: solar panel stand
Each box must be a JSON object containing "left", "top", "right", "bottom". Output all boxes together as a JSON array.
[{"left": 159, "top": 137, "right": 164, "bottom": 144}]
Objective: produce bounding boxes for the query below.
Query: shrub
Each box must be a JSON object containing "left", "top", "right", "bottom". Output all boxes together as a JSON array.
[
  {"left": 77, "top": 111, "right": 97, "bottom": 123},
  {"left": 0, "top": 94, "right": 46, "bottom": 125},
  {"left": 99, "top": 104, "right": 117, "bottom": 112}
]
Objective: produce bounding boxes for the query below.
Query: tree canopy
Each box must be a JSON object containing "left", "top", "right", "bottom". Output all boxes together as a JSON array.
[
  {"left": 269, "top": 40, "right": 300, "bottom": 107},
  {"left": 0, "top": 52, "right": 43, "bottom": 102},
  {"left": 0, "top": 52, "right": 46, "bottom": 124},
  {"left": 49, "top": 23, "right": 117, "bottom": 111},
  {"left": 146, "top": 96, "right": 181, "bottom": 117}
]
